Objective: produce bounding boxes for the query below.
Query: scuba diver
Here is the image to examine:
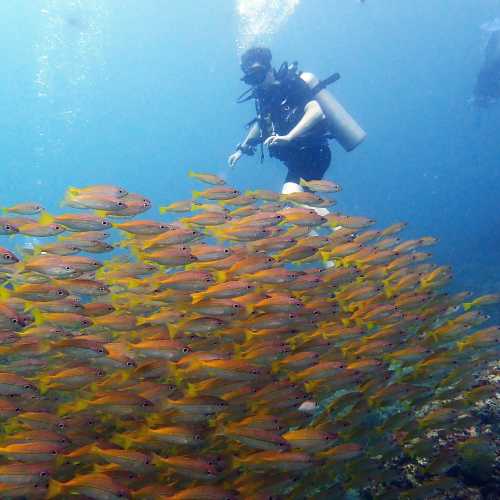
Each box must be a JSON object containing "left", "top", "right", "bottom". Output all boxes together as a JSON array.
[
  {"left": 473, "top": 20, "right": 500, "bottom": 107},
  {"left": 228, "top": 47, "right": 366, "bottom": 198}
]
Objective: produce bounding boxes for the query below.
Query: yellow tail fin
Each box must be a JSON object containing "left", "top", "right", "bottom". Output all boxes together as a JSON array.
[
  {"left": 58, "top": 399, "right": 88, "bottom": 416},
  {"left": 187, "top": 382, "right": 199, "bottom": 397},
  {"left": 191, "top": 292, "right": 205, "bottom": 304},
  {"left": 214, "top": 271, "right": 227, "bottom": 283},
  {"left": 32, "top": 309, "right": 44, "bottom": 327},
  {"left": 151, "top": 453, "right": 165, "bottom": 469},
  {"left": 271, "top": 360, "right": 280, "bottom": 373},
  {"left": 168, "top": 323, "right": 180, "bottom": 338},
  {"left": 0, "top": 285, "right": 10, "bottom": 300},
  {"left": 114, "top": 433, "right": 135, "bottom": 450},
  {"left": 38, "top": 378, "right": 51, "bottom": 395},
  {"left": 47, "top": 479, "right": 64, "bottom": 499},
  {"left": 38, "top": 212, "right": 55, "bottom": 225}
]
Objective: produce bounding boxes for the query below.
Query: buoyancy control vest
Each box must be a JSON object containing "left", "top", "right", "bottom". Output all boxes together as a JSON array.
[{"left": 237, "top": 62, "right": 366, "bottom": 155}]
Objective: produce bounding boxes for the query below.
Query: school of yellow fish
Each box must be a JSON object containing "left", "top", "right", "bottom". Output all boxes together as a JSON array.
[{"left": 0, "top": 171, "right": 497, "bottom": 499}]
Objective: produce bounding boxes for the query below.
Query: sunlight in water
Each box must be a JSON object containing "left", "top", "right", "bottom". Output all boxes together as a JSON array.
[
  {"left": 34, "top": 0, "right": 107, "bottom": 126},
  {"left": 236, "top": 0, "right": 300, "bottom": 53},
  {"left": 33, "top": 0, "right": 108, "bottom": 169}
]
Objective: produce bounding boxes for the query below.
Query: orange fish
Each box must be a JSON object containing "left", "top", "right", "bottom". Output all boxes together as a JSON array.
[
  {"left": 193, "top": 187, "right": 240, "bottom": 200},
  {"left": 41, "top": 212, "right": 112, "bottom": 232},
  {"left": 114, "top": 219, "right": 172, "bottom": 235}
]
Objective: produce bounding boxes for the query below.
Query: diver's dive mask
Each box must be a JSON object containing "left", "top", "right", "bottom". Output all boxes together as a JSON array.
[{"left": 241, "top": 62, "right": 269, "bottom": 86}]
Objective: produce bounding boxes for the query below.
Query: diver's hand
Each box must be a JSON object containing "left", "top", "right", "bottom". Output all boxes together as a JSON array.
[
  {"left": 228, "top": 150, "right": 243, "bottom": 168},
  {"left": 264, "top": 134, "right": 292, "bottom": 147}
]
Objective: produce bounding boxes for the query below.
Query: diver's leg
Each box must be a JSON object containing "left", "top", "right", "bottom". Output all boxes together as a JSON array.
[
  {"left": 281, "top": 147, "right": 335, "bottom": 268},
  {"left": 281, "top": 158, "right": 303, "bottom": 195},
  {"left": 282, "top": 146, "right": 332, "bottom": 217}
]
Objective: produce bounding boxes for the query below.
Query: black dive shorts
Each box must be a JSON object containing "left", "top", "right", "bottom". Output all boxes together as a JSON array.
[{"left": 281, "top": 144, "right": 332, "bottom": 185}]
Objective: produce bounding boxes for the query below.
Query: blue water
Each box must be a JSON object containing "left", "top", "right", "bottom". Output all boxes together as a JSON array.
[{"left": 0, "top": 0, "right": 499, "bottom": 300}]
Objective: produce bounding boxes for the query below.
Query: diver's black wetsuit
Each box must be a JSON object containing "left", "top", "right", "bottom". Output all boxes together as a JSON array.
[{"left": 249, "top": 74, "right": 331, "bottom": 184}]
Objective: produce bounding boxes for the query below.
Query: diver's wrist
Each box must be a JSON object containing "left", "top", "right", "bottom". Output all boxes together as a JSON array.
[{"left": 236, "top": 143, "right": 255, "bottom": 156}]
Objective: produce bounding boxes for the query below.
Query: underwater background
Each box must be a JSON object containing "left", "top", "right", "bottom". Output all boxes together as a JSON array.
[
  {"left": 0, "top": 0, "right": 499, "bottom": 305},
  {"left": 0, "top": 2, "right": 498, "bottom": 498}
]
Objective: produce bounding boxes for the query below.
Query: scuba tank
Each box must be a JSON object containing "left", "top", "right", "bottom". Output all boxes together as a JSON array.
[{"left": 299, "top": 71, "right": 367, "bottom": 152}]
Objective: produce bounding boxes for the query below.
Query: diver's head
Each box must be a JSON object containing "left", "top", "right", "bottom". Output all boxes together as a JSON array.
[{"left": 240, "top": 47, "right": 273, "bottom": 87}]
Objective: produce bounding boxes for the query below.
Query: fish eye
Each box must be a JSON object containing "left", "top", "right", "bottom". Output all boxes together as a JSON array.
[
  {"left": 4, "top": 254, "right": 11, "bottom": 259},
  {"left": 65, "top": 266, "right": 71, "bottom": 271},
  {"left": 141, "top": 401, "right": 150, "bottom": 407},
  {"left": 182, "top": 347, "right": 190, "bottom": 353},
  {"left": 51, "top": 450, "right": 57, "bottom": 455},
  {"left": 126, "top": 360, "right": 135, "bottom": 367},
  {"left": 97, "top": 348, "right": 104, "bottom": 354},
  {"left": 39, "top": 471, "right": 48, "bottom": 477},
  {"left": 11, "top": 318, "right": 18, "bottom": 324},
  {"left": 117, "top": 201, "right": 125, "bottom": 206},
  {"left": 24, "top": 384, "right": 31, "bottom": 389}
]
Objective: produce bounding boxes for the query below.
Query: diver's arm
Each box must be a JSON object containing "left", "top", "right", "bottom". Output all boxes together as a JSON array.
[
  {"left": 264, "top": 100, "right": 325, "bottom": 147},
  {"left": 285, "top": 100, "right": 325, "bottom": 141},
  {"left": 237, "top": 120, "right": 262, "bottom": 154},
  {"left": 228, "top": 121, "right": 261, "bottom": 168}
]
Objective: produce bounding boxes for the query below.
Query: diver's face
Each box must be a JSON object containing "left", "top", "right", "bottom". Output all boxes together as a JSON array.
[
  {"left": 241, "top": 64, "right": 272, "bottom": 88},
  {"left": 255, "top": 69, "right": 274, "bottom": 89}
]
